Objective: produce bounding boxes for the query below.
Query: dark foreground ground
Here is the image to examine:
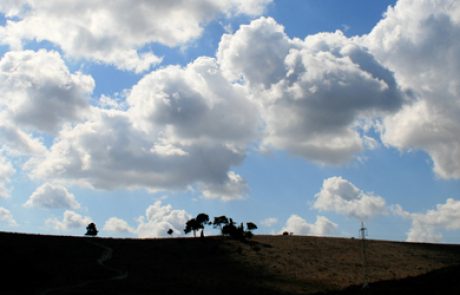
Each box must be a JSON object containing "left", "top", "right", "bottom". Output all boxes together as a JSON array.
[{"left": 2, "top": 231, "right": 460, "bottom": 294}]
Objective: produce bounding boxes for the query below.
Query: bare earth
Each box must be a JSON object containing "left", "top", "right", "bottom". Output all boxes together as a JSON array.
[{"left": 2, "top": 231, "right": 460, "bottom": 294}]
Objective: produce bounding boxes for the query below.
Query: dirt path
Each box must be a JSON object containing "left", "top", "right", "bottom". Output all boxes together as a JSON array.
[{"left": 40, "top": 240, "right": 128, "bottom": 294}]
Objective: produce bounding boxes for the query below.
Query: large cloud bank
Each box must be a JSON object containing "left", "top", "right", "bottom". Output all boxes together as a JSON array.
[
  {"left": 366, "top": 0, "right": 460, "bottom": 179},
  {"left": 218, "top": 17, "right": 404, "bottom": 164},
  {"left": 1, "top": 0, "right": 460, "bottom": 207},
  {"left": 0, "top": 0, "right": 271, "bottom": 72}
]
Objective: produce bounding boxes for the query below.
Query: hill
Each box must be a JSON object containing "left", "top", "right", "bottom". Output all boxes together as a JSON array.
[{"left": 2, "top": 231, "right": 460, "bottom": 294}]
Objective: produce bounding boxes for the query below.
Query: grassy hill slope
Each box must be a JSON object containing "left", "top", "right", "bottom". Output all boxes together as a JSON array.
[{"left": 2, "top": 231, "right": 460, "bottom": 294}]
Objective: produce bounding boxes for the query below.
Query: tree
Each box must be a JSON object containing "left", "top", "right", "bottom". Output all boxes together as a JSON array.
[
  {"left": 213, "top": 215, "right": 229, "bottom": 235},
  {"left": 184, "top": 213, "right": 210, "bottom": 238},
  {"left": 85, "top": 223, "right": 98, "bottom": 236},
  {"left": 222, "top": 218, "right": 235, "bottom": 236},
  {"left": 184, "top": 218, "right": 202, "bottom": 237},
  {"left": 190, "top": 213, "right": 210, "bottom": 238},
  {"left": 246, "top": 222, "right": 257, "bottom": 231},
  {"left": 221, "top": 219, "right": 258, "bottom": 240},
  {"left": 196, "top": 213, "right": 210, "bottom": 225},
  {"left": 222, "top": 220, "right": 245, "bottom": 240},
  {"left": 245, "top": 222, "right": 257, "bottom": 239}
]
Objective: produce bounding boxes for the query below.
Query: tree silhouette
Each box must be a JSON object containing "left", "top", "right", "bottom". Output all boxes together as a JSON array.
[
  {"left": 246, "top": 222, "right": 257, "bottom": 231},
  {"left": 196, "top": 213, "right": 210, "bottom": 225},
  {"left": 222, "top": 218, "right": 235, "bottom": 236},
  {"left": 197, "top": 213, "right": 210, "bottom": 237},
  {"left": 222, "top": 219, "right": 245, "bottom": 240},
  {"left": 221, "top": 219, "right": 258, "bottom": 240},
  {"left": 185, "top": 213, "right": 210, "bottom": 238},
  {"left": 85, "top": 223, "right": 98, "bottom": 236},
  {"left": 213, "top": 215, "right": 229, "bottom": 235},
  {"left": 184, "top": 218, "right": 202, "bottom": 237},
  {"left": 245, "top": 222, "right": 257, "bottom": 239}
]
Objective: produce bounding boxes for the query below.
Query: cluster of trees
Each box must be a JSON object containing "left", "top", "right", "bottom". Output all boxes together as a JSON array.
[
  {"left": 183, "top": 213, "right": 257, "bottom": 240},
  {"left": 83, "top": 213, "right": 258, "bottom": 239}
]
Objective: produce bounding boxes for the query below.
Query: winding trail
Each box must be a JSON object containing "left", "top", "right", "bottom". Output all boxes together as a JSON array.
[{"left": 40, "top": 240, "right": 128, "bottom": 294}]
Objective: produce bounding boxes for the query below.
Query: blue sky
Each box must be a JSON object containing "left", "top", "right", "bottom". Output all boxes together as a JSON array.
[{"left": 1, "top": 0, "right": 460, "bottom": 243}]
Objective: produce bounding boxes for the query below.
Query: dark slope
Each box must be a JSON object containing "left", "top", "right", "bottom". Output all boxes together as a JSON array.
[{"left": 2, "top": 232, "right": 460, "bottom": 294}]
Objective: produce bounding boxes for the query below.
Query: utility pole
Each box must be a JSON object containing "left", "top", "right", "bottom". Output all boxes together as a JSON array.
[{"left": 360, "top": 221, "right": 369, "bottom": 288}]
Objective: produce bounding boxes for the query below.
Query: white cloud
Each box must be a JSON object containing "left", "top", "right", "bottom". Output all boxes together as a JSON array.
[
  {"left": 395, "top": 199, "right": 460, "bottom": 243},
  {"left": 136, "top": 201, "right": 191, "bottom": 238},
  {"left": 24, "top": 183, "right": 80, "bottom": 209},
  {"left": 260, "top": 217, "right": 278, "bottom": 227},
  {"left": 281, "top": 214, "right": 337, "bottom": 236},
  {"left": 0, "top": 123, "right": 47, "bottom": 156},
  {"left": 0, "top": 207, "right": 17, "bottom": 226},
  {"left": 0, "top": 0, "right": 271, "bottom": 72},
  {"left": 0, "top": 50, "right": 94, "bottom": 134},
  {"left": 314, "top": 176, "right": 387, "bottom": 220},
  {"left": 0, "top": 1, "right": 26, "bottom": 17},
  {"left": 103, "top": 217, "right": 135, "bottom": 234},
  {"left": 128, "top": 57, "right": 258, "bottom": 146},
  {"left": 218, "top": 17, "right": 405, "bottom": 164},
  {"left": 25, "top": 58, "right": 256, "bottom": 199},
  {"left": 201, "top": 171, "right": 247, "bottom": 201},
  {"left": 0, "top": 155, "right": 14, "bottom": 198},
  {"left": 218, "top": 17, "right": 294, "bottom": 88},
  {"left": 45, "top": 210, "right": 92, "bottom": 230},
  {"left": 366, "top": 0, "right": 460, "bottom": 179}
]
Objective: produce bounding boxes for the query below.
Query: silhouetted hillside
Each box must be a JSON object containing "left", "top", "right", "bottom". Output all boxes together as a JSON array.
[{"left": 2, "top": 231, "right": 460, "bottom": 294}]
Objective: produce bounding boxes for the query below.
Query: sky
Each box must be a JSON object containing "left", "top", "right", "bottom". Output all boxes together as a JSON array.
[{"left": 1, "top": 0, "right": 460, "bottom": 243}]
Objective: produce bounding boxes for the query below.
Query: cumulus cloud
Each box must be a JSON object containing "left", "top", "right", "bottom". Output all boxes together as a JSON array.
[
  {"left": 0, "top": 50, "right": 93, "bottom": 134},
  {"left": 281, "top": 214, "right": 337, "bottom": 236},
  {"left": 314, "top": 176, "right": 387, "bottom": 220},
  {"left": 0, "top": 207, "right": 17, "bottom": 226},
  {"left": 394, "top": 199, "right": 460, "bottom": 243},
  {"left": 103, "top": 201, "right": 191, "bottom": 237},
  {"left": 128, "top": 57, "right": 258, "bottom": 146},
  {"left": 218, "top": 17, "right": 294, "bottom": 88},
  {"left": 218, "top": 17, "right": 405, "bottom": 164},
  {"left": 0, "top": 155, "right": 14, "bottom": 198},
  {"left": 0, "top": 124, "right": 47, "bottom": 156},
  {"left": 201, "top": 171, "right": 247, "bottom": 201},
  {"left": 46, "top": 210, "right": 92, "bottom": 230},
  {"left": 0, "top": 1, "right": 27, "bottom": 17},
  {"left": 23, "top": 183, "right": 80, "bottom": 209},
  {"left": 103, "top": 217, "right": 136, "bottom": 234},
  {"left": 0, "top": 0, "right": 271, "bottom": 72},
  {"left": 366, "top": 0, "right": 460, "bottom": 179},
  {"left": 26, "top": 57, "right": 256, "bottom": 199},
  {"left": 136, "top": 201, "right": 191, "bottom": 238}
]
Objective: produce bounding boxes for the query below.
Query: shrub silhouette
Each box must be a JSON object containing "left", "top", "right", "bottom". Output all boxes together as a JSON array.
[{"left": 85, "top": 223, "right": 98, "bottom": 236}]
